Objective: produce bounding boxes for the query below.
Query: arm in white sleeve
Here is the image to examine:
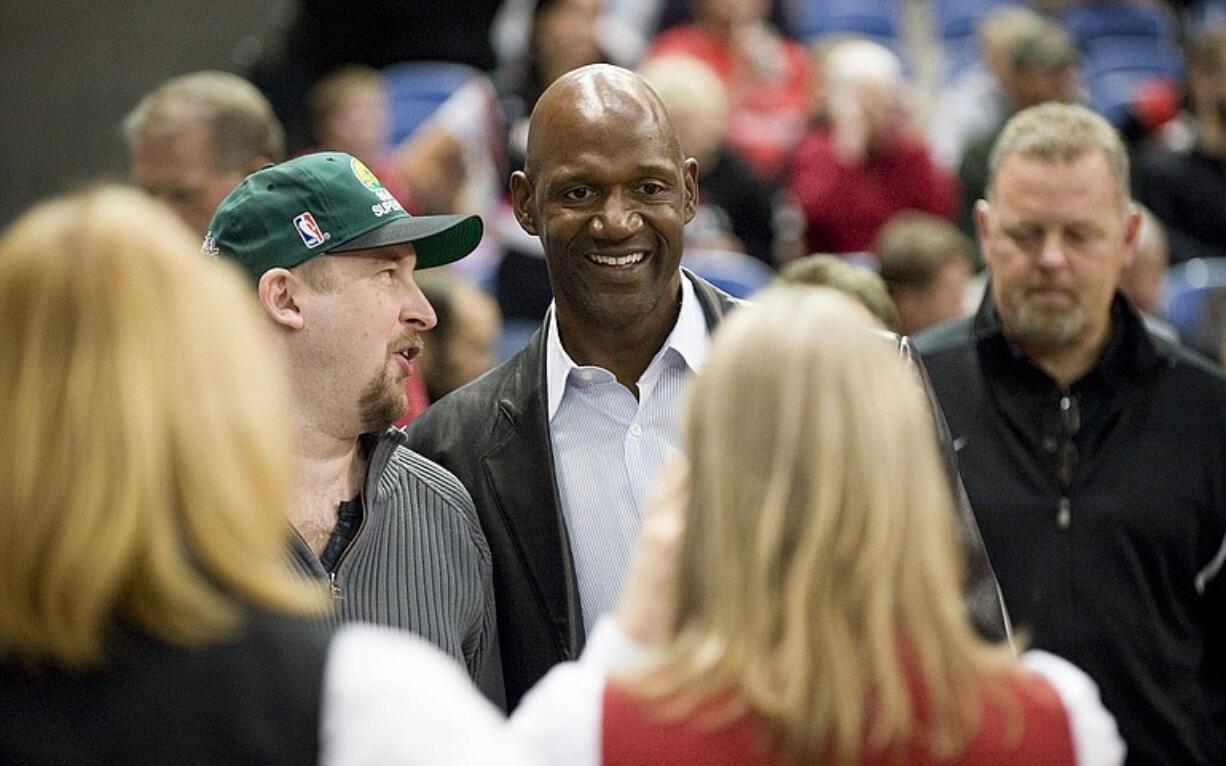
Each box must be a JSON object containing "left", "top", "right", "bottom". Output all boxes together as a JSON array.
[
  {"left": 1021, "top": 650, "right": 1127, "bottom": 766},
  {"left": 319, "top": 624, "right": 542, "bottom": 766},
  {"left": 507, "top": 616, "right": 649, "bottom": 766}
]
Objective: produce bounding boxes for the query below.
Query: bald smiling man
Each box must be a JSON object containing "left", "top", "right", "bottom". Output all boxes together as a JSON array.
[{"left": 405, "top": 65, "right": 1007, "bottom": 708}]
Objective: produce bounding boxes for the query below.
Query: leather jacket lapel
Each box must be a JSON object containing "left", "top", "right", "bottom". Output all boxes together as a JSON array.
[{"left": 480, "top": 328, "right": 586, "bottom": 657}]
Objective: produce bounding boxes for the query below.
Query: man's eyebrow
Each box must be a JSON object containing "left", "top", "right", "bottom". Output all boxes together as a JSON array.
[{"left": 545, "top": 163, "right": 678, "bottom": 187}]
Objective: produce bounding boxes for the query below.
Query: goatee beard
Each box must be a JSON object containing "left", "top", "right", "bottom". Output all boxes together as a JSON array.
[{"left": 357, "top": 371, "right": 407, "bottom": 433}]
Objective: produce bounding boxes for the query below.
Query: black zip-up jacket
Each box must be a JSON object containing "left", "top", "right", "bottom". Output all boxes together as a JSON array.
[
  {"left": 916, "top": 292, "right": 1226, "bottom": 765},
  {"left": 406, "top": 270, "right": 1008, "bottom": 709}
]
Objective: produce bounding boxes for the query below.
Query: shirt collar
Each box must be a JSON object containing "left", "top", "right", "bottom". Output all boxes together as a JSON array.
[{"left": 546, "top": 272, "right": 708, "bottom": 421}]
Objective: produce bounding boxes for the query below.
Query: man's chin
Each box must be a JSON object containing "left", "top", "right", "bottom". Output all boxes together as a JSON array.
[
  {"left": 1009, "top": 305, "right": 1085, "bottom": 350},
  {"left": 358, "top": 389, "right": 408, "bottom": 433}
]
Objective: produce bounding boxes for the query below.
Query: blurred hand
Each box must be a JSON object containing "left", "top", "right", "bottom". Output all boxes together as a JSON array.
[
  {"left": 732, "top": 21, "right": 785, "bottom": 82},
  {"left": 615, "top": 452, "right": 689, "bottom": 646},
  {"left": 828, "top": 86, "right": 868, "bottom": 165}
]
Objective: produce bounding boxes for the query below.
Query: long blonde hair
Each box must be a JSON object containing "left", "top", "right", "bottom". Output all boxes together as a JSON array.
[
  {"left": 633, "top": 287, "right": 1014, "bottom": 763},
  {"left": 0, "top": 186, "right": 323, "bottom": 670}
]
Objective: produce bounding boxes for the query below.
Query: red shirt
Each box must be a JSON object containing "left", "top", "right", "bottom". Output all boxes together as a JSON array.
[
  {"left": 647, "top": 25, "right": 813, "bottom": 182},
  {"left": 603, "top": 671, "right": 1077, "bottom": 766},
  {"left": 788, "top": 127, "right": 958, "bottom": 255}
]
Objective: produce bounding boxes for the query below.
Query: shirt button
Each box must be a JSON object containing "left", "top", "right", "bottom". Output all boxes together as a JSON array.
[
  {"left": 580, "top": 370, "right": 593, "bottom": 381},
  {"left": 629, "top": 424, "right": 643, "bottom": 438}
]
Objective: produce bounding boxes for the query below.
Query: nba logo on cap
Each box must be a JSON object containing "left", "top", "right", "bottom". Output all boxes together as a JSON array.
[{"left": 293, "top": 212, "right": 330, "bottom": 249}]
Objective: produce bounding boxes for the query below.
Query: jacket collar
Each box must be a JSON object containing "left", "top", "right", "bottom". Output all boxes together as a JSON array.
[{"left": 972, "top": 286, "right": 1163, "bottom": 389}]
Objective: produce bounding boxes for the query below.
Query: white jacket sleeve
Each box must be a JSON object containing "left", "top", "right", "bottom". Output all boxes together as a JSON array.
[
  {"left": 506, "top": 617, "right": 648, "bottom": 766},
  {"left": 319, "top": 624, "right": 542, "bottom": 766},
  {"left": 1021, "top": 650, "right": 1127, "bottom": 766}
]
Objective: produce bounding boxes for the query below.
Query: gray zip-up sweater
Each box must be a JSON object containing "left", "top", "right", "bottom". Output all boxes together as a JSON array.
[{"left": 290, "top": 428, "right": 505, "bottom": 709}]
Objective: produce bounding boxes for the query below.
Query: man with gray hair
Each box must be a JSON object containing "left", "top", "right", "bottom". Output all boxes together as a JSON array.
[
  {"left": 125, "top": 71, "right": 284, "bottom": 235},
  {"left": 917, "top": 103, "right": 1226, "bottom": 765}
]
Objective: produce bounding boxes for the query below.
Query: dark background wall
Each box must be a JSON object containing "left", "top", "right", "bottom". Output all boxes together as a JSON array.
[{"left": 0, "top": 0, "right": 287, "bottom": 228}]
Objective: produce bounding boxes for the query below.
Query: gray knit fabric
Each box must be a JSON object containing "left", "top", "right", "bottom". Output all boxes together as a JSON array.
[{"left": 303, "top": 428, "right": 504, "bottom": 708}]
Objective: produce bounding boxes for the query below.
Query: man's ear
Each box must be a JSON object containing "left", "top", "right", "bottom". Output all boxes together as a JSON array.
[
  {"left": 509, "top": 170, "right": 537, "bottom": 235},
  {"left": 257, "top": 268, "right": 305, "bottom": 330},
  {"left": 1120, "top": 203, "right": 1142, "bottom": 270},
  {"left": 681, "top": 157, "right": 699, "bottom": 224},
  {"left": 973, "top": 199, "right": 993, "bottom": 261}
]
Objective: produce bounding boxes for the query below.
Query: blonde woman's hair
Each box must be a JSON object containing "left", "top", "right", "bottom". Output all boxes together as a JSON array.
[
  {"left": 0, "top": 185, "right": 324, "bottom": 670},
  {"left": 987, "top": 102, "right": 1130, "bottom": 212},
  {"left": 631, "top": 286, "right": 1014, "bottom": 763}
]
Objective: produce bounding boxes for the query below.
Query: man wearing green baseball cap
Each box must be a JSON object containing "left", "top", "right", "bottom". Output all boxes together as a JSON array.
[{"left": 206, "top": 151, "right": 504, "bottom": 707}]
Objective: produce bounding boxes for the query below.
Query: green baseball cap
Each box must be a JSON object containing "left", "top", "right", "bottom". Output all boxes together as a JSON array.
[{"left": 203, "top": 151, "right": 482, "bottom": 282}]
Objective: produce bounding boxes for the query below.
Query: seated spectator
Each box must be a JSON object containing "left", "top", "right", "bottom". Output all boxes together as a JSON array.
[
  {"left": 1119, "top": 204, "right": 1179, "bottom": 341},
  {"left": 0, "top": 186, "right": 538, "bottom": 764},
  {"left": 778, "top": 253, "right": 900, "bottom": 330},
  {"left": 957, "top": 17, "right": 1080, "bottom": 238},
  {"left": 646, "top": 0, "right": 813, "bottom": 181},
  {"left": 307, "top": 65, "right": 392, "bottom": 172},
  {"left": 875, "top": 212, "right": 975, "bottom": 336},
  {"left": 513, "top": 287, "right": 1125, "bottom": 765},
  {"left": 417, "top": 273, "right": 503, "bottom": 403},
  {"left": 930, "top": 7, "right": 1049, "bottom": 170},
  {"left": 638, "top": 54, "right": 780, "bottom": 267},
  {"left": 1134, "top": 27, "right": 1226, "bottom": 264},
  {"left": 788, "top": 38, "right": 958, "bottom": 257},
  {"left": 124, "top": 71, "right": 284, "bottom": 236},
  {"left": 502, "top": 0, "right": 609, "bottom": 172}
]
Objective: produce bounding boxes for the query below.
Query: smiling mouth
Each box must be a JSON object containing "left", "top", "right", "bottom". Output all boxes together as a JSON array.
[{"left": 588, "top": 251, "right": 647, "bottom": 267}]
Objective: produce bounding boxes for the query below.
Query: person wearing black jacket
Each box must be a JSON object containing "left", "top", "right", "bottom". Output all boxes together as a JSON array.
[
  {"left": 406, "top": 64, "right": 1008, "bottom": 710},
  {"left": 916, "top": 102, "right": 1226, "bottom": 765}
]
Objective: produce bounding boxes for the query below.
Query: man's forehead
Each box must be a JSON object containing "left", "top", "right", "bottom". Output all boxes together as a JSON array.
[{"left": 527, "top": 68, "right": 676, "bottom": 170}]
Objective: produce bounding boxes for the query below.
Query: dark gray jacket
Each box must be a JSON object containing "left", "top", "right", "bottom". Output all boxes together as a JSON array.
[{"left": 405, "top": 272, "right": 1008, "bottom": 708}]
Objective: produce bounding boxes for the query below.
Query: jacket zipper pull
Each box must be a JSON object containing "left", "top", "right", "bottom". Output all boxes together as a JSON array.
[
  {"left": 1056, "top": 496, "right": 1071, "bottom": 531},
  {"left": 328, "top": 571, "right": 344, "bottom": 600}
]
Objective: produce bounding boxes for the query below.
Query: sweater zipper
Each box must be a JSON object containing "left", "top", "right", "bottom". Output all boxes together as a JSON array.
[{"left": 327, "top": 489, "right": 371, "bottom": 603}]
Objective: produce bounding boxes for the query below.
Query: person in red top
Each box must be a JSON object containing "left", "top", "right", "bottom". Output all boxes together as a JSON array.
[
  {"left": 645, "top": 0, "right": 812, "bottom": 182},
  {"left": 511, "top": 286, "right": 1125, "bottom": 765},
  {"left": 789, "top": 38, "right": 958, "bottom": 257}
]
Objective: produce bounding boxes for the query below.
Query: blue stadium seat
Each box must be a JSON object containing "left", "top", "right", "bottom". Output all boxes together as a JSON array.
[
  {"left": 786, "top": 0, "right": 901, "bottom": 45},
  {"left": 381, "top": 61, "right": 485, "bottom": 146},
  {"left": 682, "top": 249, "right": 776, "bottom": 299},
  {"left": 1058, "top": 3, "right": 1183, "bottom": 126},
  {"left": 1162, "top": 258, "right": 1226, "bottom": 358},
  {"left": 931, "top": 0, "right": 1021, "bottom": 39}
]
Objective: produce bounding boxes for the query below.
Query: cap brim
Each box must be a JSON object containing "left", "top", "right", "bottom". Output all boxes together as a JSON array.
[{"left": 328, "top": 213, "right": 483, "bottom": 269}]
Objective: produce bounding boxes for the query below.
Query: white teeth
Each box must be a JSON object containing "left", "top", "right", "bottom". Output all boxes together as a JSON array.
[{"left": 590, "top": 251, "right": 645, "bottom": 266}]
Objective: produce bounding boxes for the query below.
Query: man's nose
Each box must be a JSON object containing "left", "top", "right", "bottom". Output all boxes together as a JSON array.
[
  {"left": 1036, "top": 232, "right": 1069, "bottom": 270},
  {"left": 401, "top": 279, "right": 437, "bottom": 331},
  {"left": 589, "top": 190, "right": 643, "bottom": 239}
]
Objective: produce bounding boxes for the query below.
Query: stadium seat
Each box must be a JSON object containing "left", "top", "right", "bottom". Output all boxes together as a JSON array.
[
  {"left": 1162, "top": 257, "right": 1226, "bottom": 359},
  {"left": 682, "top": 248, "right": 776, "bottom": 299},
  {"left": 786, "top": 0, "right": 901, "bottom": 45}
]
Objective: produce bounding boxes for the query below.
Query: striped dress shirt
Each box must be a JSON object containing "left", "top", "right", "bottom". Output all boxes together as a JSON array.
[{"left": 546, "top": 274, "right": 708, "bottom": 634}]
